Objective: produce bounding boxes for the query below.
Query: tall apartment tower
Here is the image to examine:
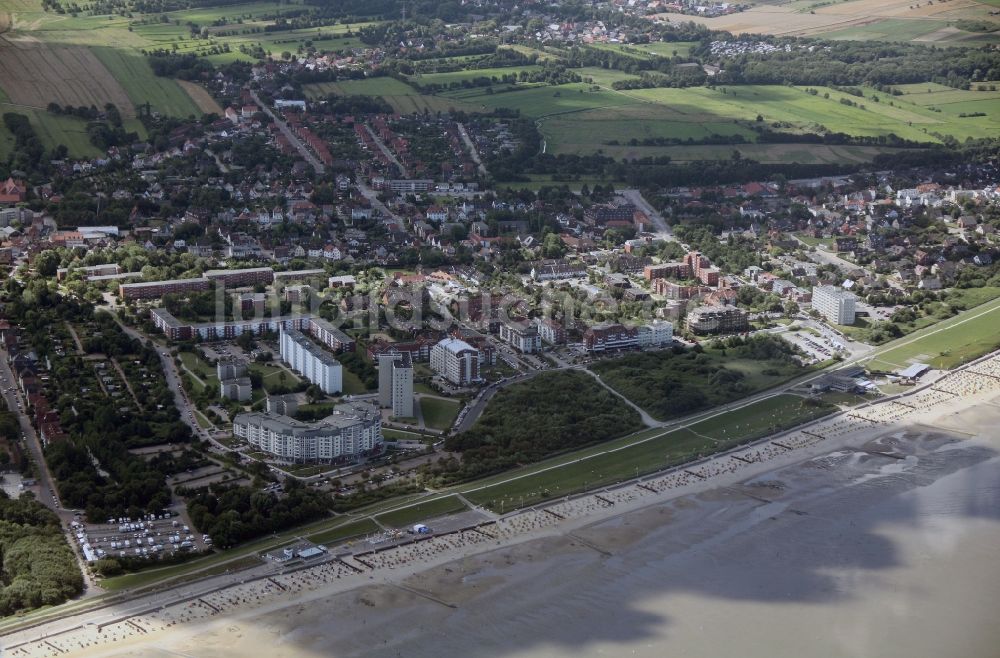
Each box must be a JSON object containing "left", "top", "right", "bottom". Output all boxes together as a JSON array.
[
  {"left": 377, "top": 350, "right": 414, "bottom": 418},
  {"left": 812, "top": 285, "right": 857, "bottom": 326}
]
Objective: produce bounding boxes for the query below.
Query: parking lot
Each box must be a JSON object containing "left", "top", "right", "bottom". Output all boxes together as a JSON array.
[{"left": 71, "top": 513, "right": 212, "bottom": 563}]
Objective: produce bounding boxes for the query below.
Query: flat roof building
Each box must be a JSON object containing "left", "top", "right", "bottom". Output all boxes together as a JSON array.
[
  {"left": 233, "top": 402, "right": 382, "bottom": 463},
  {"left": 119, "top": 278, "right": 210, "bottom": 301},
  {"left": 812, "top": 285, "right": 857, "bottom": 326},
  {"left": 430, "top": 337, "right": 480, "bottom": 386},
  {"left": 499, "top": 319, "right": 541, "bottom": 354},
  {"left": 279, "top": 328, "right": 342, "bottom": 394},
  {"left": 203, "top": 267, "right": 275, "bottom": 288},
  {"left": 378, "top": 350, "right": 414, "bottom": 418},
  {"left": 685, "top": 305, "right": 750, "bottom": 335}
]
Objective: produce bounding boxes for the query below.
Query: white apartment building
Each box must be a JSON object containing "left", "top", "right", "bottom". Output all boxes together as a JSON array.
[
  {"left": 637, "top": 320, "right": 673, "bottom": 348},
  {"left": 812, "top": 285, "right": 857, "bottom": 325},
  {"left": 279, "top": 328, "right": 342, "bottom": 394},
  {"left": 377, "top": 350, "right": 414, "bottom": 418},
  {"left": 232, "top": 402, "right": 382, "bottom": 463},
  {"left": 430, "top": 337, "right": 480, "bottom": 386},
  {"left": 499, "top": 320, "right": 542, "bottom": 353}
]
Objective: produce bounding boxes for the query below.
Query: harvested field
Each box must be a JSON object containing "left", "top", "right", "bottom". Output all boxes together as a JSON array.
[
  {"left": 177, "top": 80, "right": 223, "bottom": 115},
  {"left": 650, "top": 0, "right": 999, "bottom": 41},
  {"left": 0, "top": 39, "right": 134, "bottom": 116}
]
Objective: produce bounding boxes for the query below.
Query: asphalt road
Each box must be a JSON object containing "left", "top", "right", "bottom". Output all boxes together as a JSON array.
[
  {"left": 620, "top": 188, "right": 676, "bottom": 242},
  {"left": 250, "top": 90, "right": 325, "bottom": 175}
]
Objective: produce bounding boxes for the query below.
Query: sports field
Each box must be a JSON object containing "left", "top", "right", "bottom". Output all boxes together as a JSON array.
[{"left": 865, "top": 295, "right": 1000, "bottom": 371}]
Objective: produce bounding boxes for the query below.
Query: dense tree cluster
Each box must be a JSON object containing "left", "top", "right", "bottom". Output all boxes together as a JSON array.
[
  {"left": 185, "top": 480, "right": 331, "bottom": 548},
  {"left": 701, "top": 39, "right": 1000, "bottom": 88},
  {"left": 0, "top": 494, "right": 83, "bottom": 615},
  {"left": 590, "top": 337, "right": 802, "bottom": 421},
  {"left": 445, "top": 370, "right": 643, "bottom": 480}
]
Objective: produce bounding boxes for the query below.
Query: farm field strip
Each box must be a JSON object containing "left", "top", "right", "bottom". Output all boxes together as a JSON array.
[
  {"left": 0, "top": 41, "right": 135, "bottom": 115},
  {"left": 408, "top": 65, "right": 544, "bottom": 86},
  {"left": 91, "top": 46, "right": 199, "bottom": 117}
]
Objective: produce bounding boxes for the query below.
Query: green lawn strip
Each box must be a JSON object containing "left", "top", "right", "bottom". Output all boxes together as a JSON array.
[
  {"left": 865, "top": 293, "right": 1000, "bottom": 371},
  {"left": 305, "top": 518, "right": 380, "bottom": 545},
  {"left": 374, "top": 494, "right": 468, "bottom": 528},
  {"left": 686, "top": 394, "right": 835, "bottom": 448},
  {"left": 193, "top": 409, "right": 214, "bottom": 429},
  {"left": 382, "top": 427, "right": 436, "bottom": 442},
  {"left": 462, "top": 427, "right": 713, "bottom": 509},
  {"left": 419, "top": 396, "right": 462, "bottom": 430}
]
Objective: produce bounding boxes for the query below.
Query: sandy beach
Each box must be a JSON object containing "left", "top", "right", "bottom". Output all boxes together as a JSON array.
[{"left": 7, "top": 355, "right": 1000, "bottom": 658}]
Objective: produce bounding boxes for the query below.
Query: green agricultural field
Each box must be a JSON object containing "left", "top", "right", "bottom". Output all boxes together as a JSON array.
[
  {"left": 500, "top": 44, "right": 563, "bottom": 61},
  {"left": 441, "top": 82, "right": 641, "bottom": 118},
  {"left": 303, "top": 78, "right": 481, "bottom": 114},
  {"left": 865, "top": 295, "right": 1000, "bottom": 371},
  {"left": 540, "top": 101, "right": 757, "bottom": 154},
  {"left": 586, "top": 41, "right": 697, "bottom": 59},
  {"left": 409, "top": 65, "right": 544, "bottom": 86},
  {"left": 636, "top": 41, "right": 698, "bottom": 58},
  {"left": 605, "top": 143, "right": 908, "bottom": 164},
  {"left": 621, "top": 84, "right": 997, "bottom": 143},
  {"left": 419, "top": 396, "right": 462, "bottom": 431},
  {"left": 572, "top": 67, "right": 643, "bottom": 87},
  {"left": 374, "top": 495, "right": 468, "bottom": 528},
  {"left": 822, "top": 18, "right": 943, "bottom": 42},
  {"left": 91, "top": 47, "right": 200, "bottom": 117}
]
